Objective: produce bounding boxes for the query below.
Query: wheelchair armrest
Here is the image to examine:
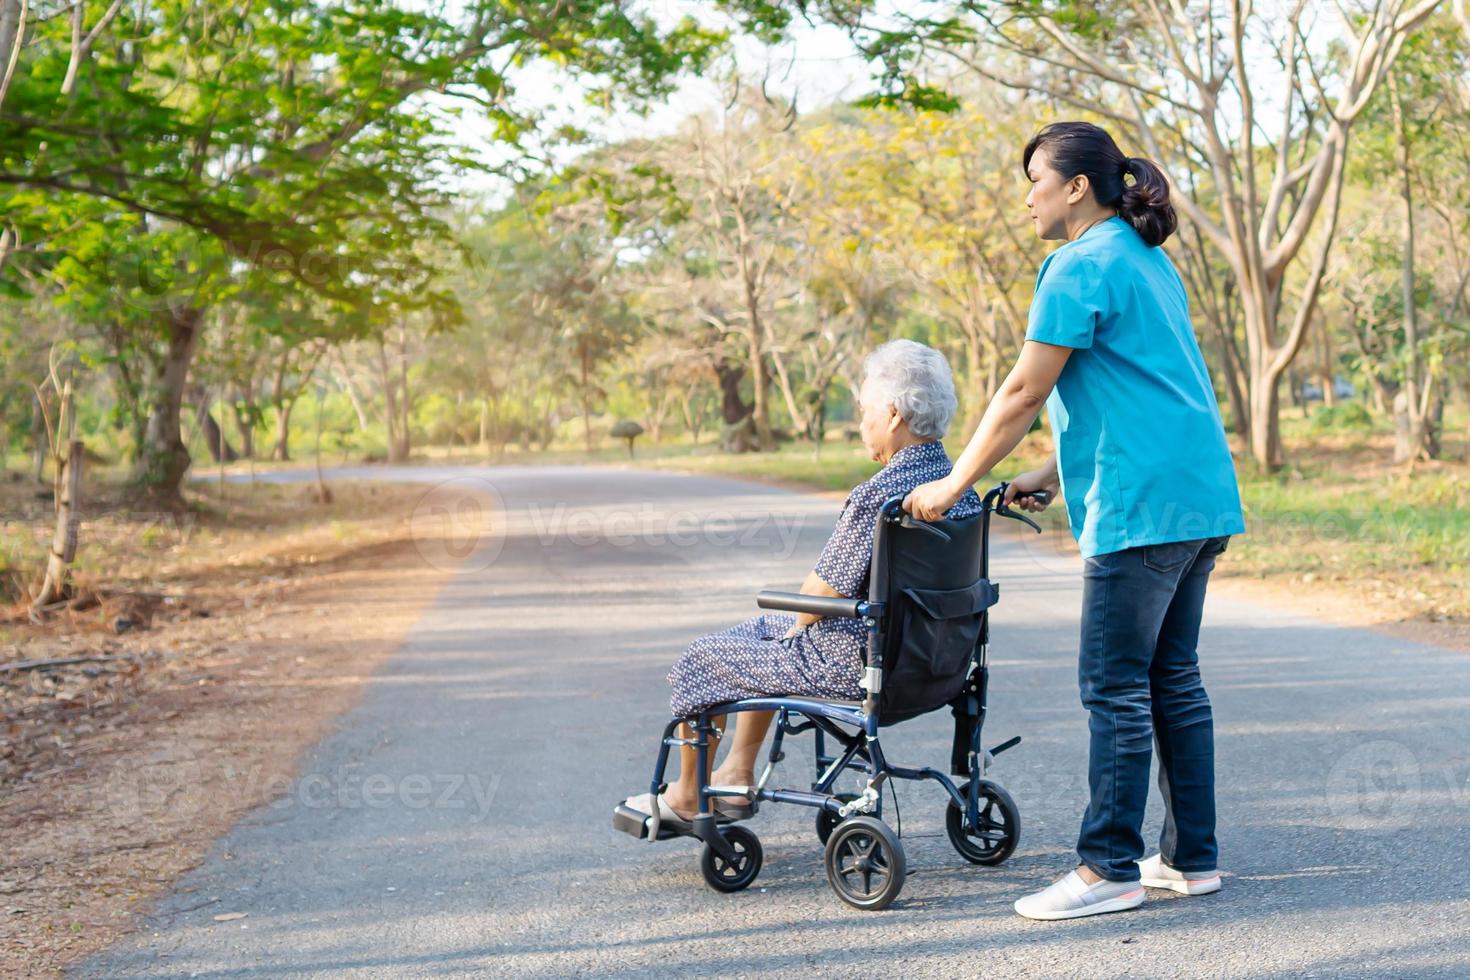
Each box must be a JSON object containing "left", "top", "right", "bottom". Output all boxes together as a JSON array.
[{"left": 756, "top": 590, "right": 863, "bottom": 619}]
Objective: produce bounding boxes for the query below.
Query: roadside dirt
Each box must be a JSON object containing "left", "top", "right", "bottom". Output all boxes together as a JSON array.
[
  {"left": 1211, "top": 575, "right": 1470, "bottom": 656},
  {"left": 0, "top": 481, "right": 461, "bottom": 977}
]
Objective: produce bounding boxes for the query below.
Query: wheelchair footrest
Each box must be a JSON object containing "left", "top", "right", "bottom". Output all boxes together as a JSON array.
[
  {"left": 988, "top": 735, "right": 1022, "bottom": 757},
  {"left": 612, "top": 803, "right": 687, "bottom": 841}
]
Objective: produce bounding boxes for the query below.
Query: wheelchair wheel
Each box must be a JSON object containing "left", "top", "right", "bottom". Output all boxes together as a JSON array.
[
  {"left": 699, "top": 825, "right": 763, "bottom": 893},
  {"left": 815, "top": 793, "right": 860, "bottom": 845},
  {"left": 823, "top": 816, "right": 906, "bottom": 911},
  {"left": 945, "top": 779, "right": 1020, "bottom": 866}
]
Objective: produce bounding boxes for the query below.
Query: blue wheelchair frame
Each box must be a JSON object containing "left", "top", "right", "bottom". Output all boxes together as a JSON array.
[{"left": 615, "top": 482, "right": 1042, "bottom": 907}]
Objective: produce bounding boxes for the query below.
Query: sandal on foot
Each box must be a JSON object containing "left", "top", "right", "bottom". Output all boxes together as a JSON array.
[
  {"left": 711, "top": 795, "right": 758, "bottom": 822},
  {"left": 623, "top": 792, "right": 695, "bottom": 832}
]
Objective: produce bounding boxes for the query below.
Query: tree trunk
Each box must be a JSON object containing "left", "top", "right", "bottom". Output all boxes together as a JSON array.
[
  {"left": 333, "top": 353, "right": 372, "bottom": 431},
  {"left": 32, "top": 381, "right": 81, "bottom": 616},
  {"left": 1316, "top": 316, "right": 1337, "bottom": 409},
  {"left": 1390, "top": 76, "right": 1436, "bottom": 463},
  {"left": 30, "top": 391, "right": 46, "bottom": 484},
  {"left": 192, "top": 387, "right": 239, "bottom": 463},
  {"left": 539, "top": 400, "right": 556, "bottom": 451},
  {"left": 273, "top": 400, "right": 294, "bottom": 461},
  {"left": 579, "top": 338, "right": 593, "bottom": 453},
  {"left": 768, "top": 348, "right": 811, "bottom": 441},
  {"left": 1215, "top": 318, "right": 1249, "bottom": 436},
  {"left": 1425, "top": 390, "right": 1443, "bottom": 460},
  {"left": 744, "top": 325, "right": 773, "bottom": 451},
  {"left": 715, "top": 355, "right": 754, "bottom": 453},
  {"left": 377, "top": 340, "right": 402, "bottom": 462},
  {"left": 131, "top": 306, "right": 203, "bottom": 500},
  {"left": 0, "top": 0, "right": 25, "bottom": 118},
  {"left": 679, "top": 387, "right": 704, "bottom": 445},
  {"left": 230, "top": 384, "right": 256, "bottom": 460},
  {"left": 646, "top": 388, "right": 675, "bottom": 445},
  {"left": 393, "top": 332, "right": 413, "bottom": 462},
  {"left": 1247, "top": 362, "right": 1285, "bottom": 472},
  {"left": 312, "top": 388, "right": 331, "bottom": 503},
  {"left": 270, "top": 354, "right": 292, "bottom": 461},
  {"left": 377, "top": 337, "right": 411, "bottom": 463},
  {"left": 33, "top": 440, "right": 83, "bottom": 614},
  {"left": 1464, "top": 378, "right": 1470, "bottom": 463},
  {"left": 985, "top": 310, "right": 1002, "bottom": 407}
]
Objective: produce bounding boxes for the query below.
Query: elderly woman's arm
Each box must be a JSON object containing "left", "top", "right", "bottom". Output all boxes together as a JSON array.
[
  {"left": 780, "top": 571, "right": 846, "bottom": 637},
  {"left": 904, "top": 341, "right": 1073, "bottom": 521}
]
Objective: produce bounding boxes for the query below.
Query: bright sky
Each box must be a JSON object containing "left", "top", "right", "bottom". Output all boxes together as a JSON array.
[
  {"left": 437, "top": 0, "right": 1362, "bottom": 203},
  {"left": 440, "top": 2, "right": 875, "bottom": 201}
]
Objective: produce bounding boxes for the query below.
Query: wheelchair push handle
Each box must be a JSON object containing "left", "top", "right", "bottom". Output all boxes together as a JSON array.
[
  {"left": 890, "top": 486, "right": 1048, "bottom": 534},
  {"left": 879, "top": 495, "right": 953, "bottom": 541},
  {"left": 980, "top": 482, "right": 1047, "bottom": 534}
]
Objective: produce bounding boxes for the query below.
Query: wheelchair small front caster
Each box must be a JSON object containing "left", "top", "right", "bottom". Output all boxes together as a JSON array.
[
  {"left": 699, "top": 825, "right": 763, "bottom": 893},
  {"left": 823, "top": 815, "right": 905, "bottom": 910},
  {"left": 946, "top": 779, "right": 1020, "bottom": 866}
]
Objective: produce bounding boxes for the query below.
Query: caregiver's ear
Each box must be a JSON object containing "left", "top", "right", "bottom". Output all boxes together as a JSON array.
[{"left": 1066, "top": 173, "right": 1091, "bottom": 204}]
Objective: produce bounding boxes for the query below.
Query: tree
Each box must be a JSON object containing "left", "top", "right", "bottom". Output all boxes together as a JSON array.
[
  {"left": 632, "top": 85, "right": 808, "bottom": 451},
  {"left": 928, "top": 0, "right": 1442, "bottom": 467},
  {"left": 798, "top": 98, "right": 1043, "bottom": 428},
  {"left": 610, "top": 419, "right": 644, "bottom": 457},
  {"left": 1343, "top": 20, "right": 1470, "bottom": 460},
  {"left": 0, "top": 0, "right": 732, "bottom": 498}
]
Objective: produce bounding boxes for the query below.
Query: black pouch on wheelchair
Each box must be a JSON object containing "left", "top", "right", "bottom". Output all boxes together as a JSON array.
[{"left": 880, "top": 578, "right": 998, "bottom": 722}]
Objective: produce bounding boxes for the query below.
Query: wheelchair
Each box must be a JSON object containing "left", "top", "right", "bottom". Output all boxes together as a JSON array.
[{"left": 612, "top": 482, "right": 1044, "bottom": 910}]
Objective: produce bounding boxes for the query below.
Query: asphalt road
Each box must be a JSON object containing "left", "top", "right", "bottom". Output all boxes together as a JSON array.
[{"left": 79, "top": 465, "right": 1470, "bottom": 979}]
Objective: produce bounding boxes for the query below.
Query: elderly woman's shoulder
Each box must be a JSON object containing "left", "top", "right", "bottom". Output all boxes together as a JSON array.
[{"left": 844, "top": 471, "right": 891, "bottom": 508}]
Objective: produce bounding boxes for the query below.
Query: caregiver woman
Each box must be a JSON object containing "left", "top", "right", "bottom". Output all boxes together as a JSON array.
[{"left": 905, "top": 121, "right": 1245, "bottom": 921}]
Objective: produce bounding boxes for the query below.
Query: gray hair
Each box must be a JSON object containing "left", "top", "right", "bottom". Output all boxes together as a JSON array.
[{"left": 862, "top": 339, "right": 958, "bottom": 440}]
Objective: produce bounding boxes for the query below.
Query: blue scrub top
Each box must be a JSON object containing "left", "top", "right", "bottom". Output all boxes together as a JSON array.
[{"left": 1025, "top": 215, "right": 1245, "bottom": 559}]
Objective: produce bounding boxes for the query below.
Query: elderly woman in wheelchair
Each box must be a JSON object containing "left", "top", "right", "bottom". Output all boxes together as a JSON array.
[{"left": 614, "top": 339, "right": 1038, "bottom": 910}]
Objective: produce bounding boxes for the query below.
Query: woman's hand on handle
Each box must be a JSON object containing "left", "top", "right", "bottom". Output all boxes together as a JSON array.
[
  {"left": 903, "top": 477, "right": 962, "bottom": 523},
  {"left": 1003, "top": 459, "right": 1061, "bottom": 514}
]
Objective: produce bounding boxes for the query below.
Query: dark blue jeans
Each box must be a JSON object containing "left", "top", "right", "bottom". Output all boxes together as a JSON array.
[{"left": 1076, "top": 535, "right": 1228, "bottom": 881}]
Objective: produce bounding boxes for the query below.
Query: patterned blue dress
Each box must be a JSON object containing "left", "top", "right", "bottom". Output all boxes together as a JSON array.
[{"left": 667, "top": 440, "right": 983, "bottom": 717}]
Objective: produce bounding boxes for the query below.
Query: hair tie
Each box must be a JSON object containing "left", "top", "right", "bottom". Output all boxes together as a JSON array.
[{"left": 1121, "top": 157, "right": 1135, "bottom": 175}]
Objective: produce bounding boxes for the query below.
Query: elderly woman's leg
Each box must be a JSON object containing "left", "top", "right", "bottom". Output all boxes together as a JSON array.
[
  {"left": 710, "top": 710, "right": 774, "bottom": 786},
  {"left": 663, "top": 710, "right": 774, "bottom": 816},
  {"left": 661, "top": 716, "right": 722, "bottom": 817},
  {"left": 655, "top": 613, "right": 846, "bottom": 818}
]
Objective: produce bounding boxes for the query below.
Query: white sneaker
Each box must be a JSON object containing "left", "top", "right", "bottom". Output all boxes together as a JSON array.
[
  {"left": 1013, "top": 870, "right": 1145, "bottom": 921},
  {"left": 1138, "top": 854, "right": 1222, "bottom": 895}
]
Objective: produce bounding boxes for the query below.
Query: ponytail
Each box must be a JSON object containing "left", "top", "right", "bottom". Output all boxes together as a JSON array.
[
  {"left": 1022, "top": 123, "right": 1178, "bottom": 247},
  {"left": 1118, "top": 157, "right": 1177, "bottom": 247}
]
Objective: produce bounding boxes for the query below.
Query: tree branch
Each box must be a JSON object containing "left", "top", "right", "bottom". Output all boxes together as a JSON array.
[
  {"left": 60, "top": 0, "right": 126, "bottom": 96},
  {"left": 1270, "top": 139, "right": 1347, "bottom": 377}
]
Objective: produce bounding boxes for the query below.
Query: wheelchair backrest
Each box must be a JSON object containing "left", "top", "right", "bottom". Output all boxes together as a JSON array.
[{"left": 868, "top": 505, "right": 997, "bottom": 724}]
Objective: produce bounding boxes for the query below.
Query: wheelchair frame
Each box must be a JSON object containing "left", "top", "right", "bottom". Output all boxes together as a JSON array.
[{"left": 613, "top": 482, "right": 1043, "bottom": 909}]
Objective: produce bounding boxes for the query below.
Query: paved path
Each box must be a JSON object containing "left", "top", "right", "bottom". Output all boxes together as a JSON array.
[{"left": 80, "top": 466, "right": 1470, "bottom": 978}]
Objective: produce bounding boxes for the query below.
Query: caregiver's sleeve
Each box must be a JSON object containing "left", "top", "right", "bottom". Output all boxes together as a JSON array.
[{"left": 1025, "top": 249, "right": 1107, "bottom": 350}]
